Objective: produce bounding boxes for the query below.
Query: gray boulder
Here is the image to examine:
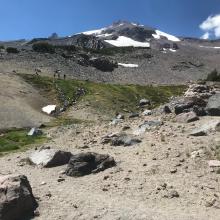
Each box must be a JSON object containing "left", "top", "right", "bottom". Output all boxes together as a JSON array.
[
  {"left": 176, "top": 111, "right": 199, "bottom": 123},
  {"left": 0, "top": 175, "right": 37, "bottom": 220},
  {"left": 29, "top": 148, "right": 72, "bottom": 168},
  {"left": 190, "top": 120, "right": 220, "bottom": 136},
  {"left": 65, "top": 152, "right": 116, "bottom": 177},
  {"left": 206, "top": 93, "right": 220, "bottom": 116}
]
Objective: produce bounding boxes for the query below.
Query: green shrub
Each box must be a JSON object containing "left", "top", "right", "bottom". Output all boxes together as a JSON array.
[
  {"left": 0, "top": 45, "right": 4, "bottom": 50},
  {"left": 32, "top": 42, "right": 55, "bottom": 53},
  {"left": 206, "top": 69, "right": 220, "bottom": 82},
  {"left": 6, "top": 47, "right": 19, "bottom": 53}
]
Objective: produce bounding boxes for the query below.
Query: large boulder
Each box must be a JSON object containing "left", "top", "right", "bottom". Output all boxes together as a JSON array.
[
  {"left": 29, "top": 148, "right": 72, "bottom": 168},
  {"left": 176, "top": 111, "right": 199, "bottom": 123},
  {"left": 89, "top": 57, "right": 118, "bottom": 72},
  {"left": 0, "top": 175, "right": 37, "bottom": 220},
  {"left": 65, "top": 152, "right": 116, "bottom": 177},
  {"left": 206, "top": 93, "right": 220, "bottom": 116}
]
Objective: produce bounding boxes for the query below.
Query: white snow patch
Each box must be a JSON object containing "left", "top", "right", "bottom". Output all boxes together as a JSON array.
[
  {"left": 118, "top": 63, "right": 139, "bottom": 68},
  {"left": 42, "top": 105, "right": 56, "bottom": 115},
  {"left": 169, "top": 49, "right": 177, "bottom": 52},
  {"left": 97, "top": 33, "right": 113, "bottom": 38},
  {"left": 82, "top": 28, "right": 106, "bottom": 36},
  {"left": 199, "top": 45, "right": 220, "bottom": 49},
  {"left": 105, "top": 36, "right": 150, "bottom": 48},
  {"left": 153, "top": 30, "right": 180, "bottom": 42}
]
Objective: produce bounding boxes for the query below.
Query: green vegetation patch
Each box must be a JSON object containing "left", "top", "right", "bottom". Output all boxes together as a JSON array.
[
  {"left": 19, "top": 73, "right": 186, "bottom": 115},
  {"left": 0, "top": 129, "right": 46, "bottom": 154}
]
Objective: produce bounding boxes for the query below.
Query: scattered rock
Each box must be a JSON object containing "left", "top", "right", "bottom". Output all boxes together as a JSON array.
[
  {"left": 65, "top": 152, "right": 116, "bottom": 177},
  {"left": 133, "top": 120, "right": 162, "bottom": 135},
  {"left": 112, "top": 135, "right": 141, "bottom": 146},
  {"left": 176, "top": 111, "right": 199, "bottom": 123},
  {"left": 0, "top": 175, "right": 37, "bottom": 220},
  {"left": 142, "top": 109, "right": 152, "bottom": 116},
  {"left": 29, "top": 148, "right": 72, "bottom": 168}
]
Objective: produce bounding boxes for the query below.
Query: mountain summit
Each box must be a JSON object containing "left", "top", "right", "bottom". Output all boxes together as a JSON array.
[{"left": 80, "top": 20, "right": 180, "bottom": 48}]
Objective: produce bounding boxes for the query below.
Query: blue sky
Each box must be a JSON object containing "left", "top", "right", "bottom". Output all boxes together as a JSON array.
[{"left": 1, "top": 0, "right": 220, "bottom": 40}]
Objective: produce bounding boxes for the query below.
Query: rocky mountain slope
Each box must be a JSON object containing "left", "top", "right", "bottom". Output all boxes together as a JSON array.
[{"left": 0, "top": 21, "right": 220, "bottom": 84}]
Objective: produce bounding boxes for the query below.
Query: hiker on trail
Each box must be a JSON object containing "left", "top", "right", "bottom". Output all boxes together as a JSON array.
[{"left": 64, "top": 74, "right": 66, "bottom": 80}]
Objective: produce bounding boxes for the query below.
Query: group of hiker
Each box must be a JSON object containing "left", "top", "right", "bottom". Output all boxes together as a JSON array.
[{"left": 34, "top": 68, "right": 66, "bottom": 79}]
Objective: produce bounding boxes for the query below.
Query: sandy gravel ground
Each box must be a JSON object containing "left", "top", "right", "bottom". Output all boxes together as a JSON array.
[
  {"left": 0, "top": 72, "right": 51, "bottom": 129},
  {"left": 0, "top": 114, "right": 220, "bottom": 220}
]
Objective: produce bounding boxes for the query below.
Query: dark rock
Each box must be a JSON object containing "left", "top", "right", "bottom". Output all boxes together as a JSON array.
[
  {"left": 139, "top": 99, "right": 151, "bottom": 106},
  {"left": 206, "top": 93, "right": 220, "bottom": 116},
  {"left": 0, "top": 175, "right": 37, "bottom": 220},
  {"left": 29, "top": 148, "right": 72, "bottom": 168},
  {"left": 89, "top": 57, "right": 118, "bottom": 72},
  {"left": 174, "top": 102, "right": 194, "bottom": 115},
  {"left": 163, "top": 105, "right": 172, "bottom": 114},
  {"left": 65, "top": 152, "right": 116, "bottom": 177}
]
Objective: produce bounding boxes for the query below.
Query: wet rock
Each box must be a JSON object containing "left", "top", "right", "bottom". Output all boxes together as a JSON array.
[
  {"left": 29, "top": 148, "right": 72, "bottom": 168},
  {"left": 206, "top": 93, "right": 220, "bottom": 116},
  {"left": 65, "top": 152, "right": 116, "bottom": 177},
  {"left": 176, "top": 111, "right": 199, "bottom": 123},
  {"left": 0, "top": 175, "right": 37, "bottom": 220}
]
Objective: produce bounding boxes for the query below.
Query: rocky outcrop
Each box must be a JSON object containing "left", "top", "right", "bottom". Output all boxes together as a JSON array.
[
  {"left": 65, "top": 152, "right": 116, "bottom": 177},
  {"left": 89, "top": 57, "right": 118, "bottom": 72},
  {"left": 0, "top": 175, "right": 37, "bottom": 220},
  {"left": 29, "top": 148, "right": 72, "bottom": 168}
]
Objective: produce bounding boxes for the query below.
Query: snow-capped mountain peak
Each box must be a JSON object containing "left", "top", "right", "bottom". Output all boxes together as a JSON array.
[{"left": 77, "top": 21, "right": 181, "bottom": 48}]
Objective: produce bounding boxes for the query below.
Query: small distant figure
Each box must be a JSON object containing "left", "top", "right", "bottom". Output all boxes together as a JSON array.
[
  {"left": 35, "top": 68, "right": 41, "bottom": 76},
  {"left": 53, "top": 73, "right": 56, "bottom": 78},
  {"left": 63, "top": 74, "right": 66, "bottom": 80},
  {"left": 54, "top": 69, "right": 61, "bottom": 79}
]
